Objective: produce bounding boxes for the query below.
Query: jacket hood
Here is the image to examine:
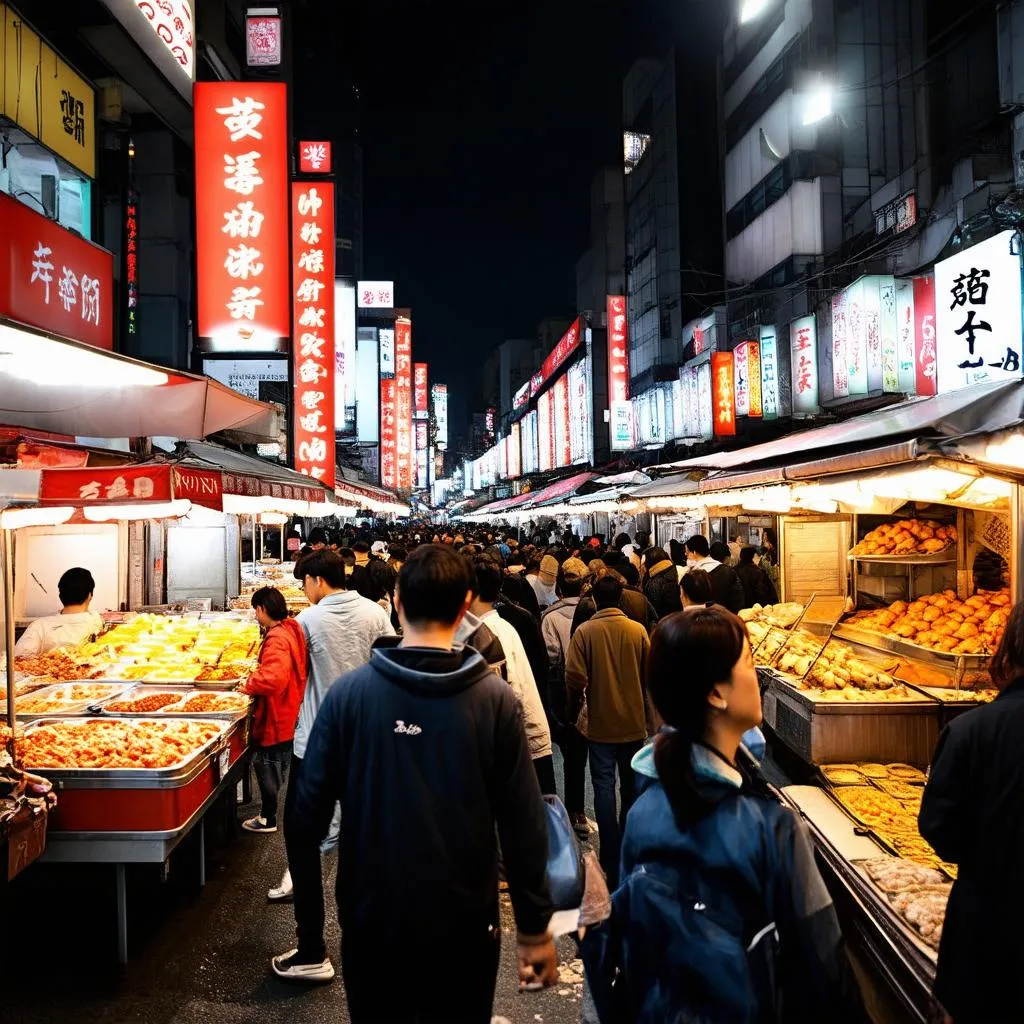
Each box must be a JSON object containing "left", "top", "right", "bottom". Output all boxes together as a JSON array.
[
  {"left": 687, "top": 556, "right": 721, "bottom": 573},
  {"left": 631, "top": 727, "right": 767, "bottom": 787},
  {"left": 647, "top": 559, "right": 675, "bottom": 579},
  {"left": 454, "top": 610, "right": 485, "bottom": 644},
  {"left": 369, "top": 643, "right": 493, "bottom": 697}
]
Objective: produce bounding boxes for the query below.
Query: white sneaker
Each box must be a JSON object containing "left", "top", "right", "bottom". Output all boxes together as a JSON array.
[
  {"left": 268, "top": 868, "right": 293, "bottom": 901},
  {"left": 271, "top": 947, "right": 335, "bottom": 983}
]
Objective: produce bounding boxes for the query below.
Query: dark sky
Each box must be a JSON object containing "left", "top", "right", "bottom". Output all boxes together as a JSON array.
[{"left": 316, "top": 1, "right": 705, "bottom": 434}]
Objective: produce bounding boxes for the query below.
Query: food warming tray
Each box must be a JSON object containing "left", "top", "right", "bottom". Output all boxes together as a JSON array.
[
  {"left": 14, "top": 683, "right": 133, "bottom": 721},
  {"left": 100, "top": 684, "right": 251, "bottom": 720},
  {"left": 19, "top": 717, "right": 248, "bottom": 832},
  {"left": 832, "top": 623, "right": 992, "bottom": 669}
]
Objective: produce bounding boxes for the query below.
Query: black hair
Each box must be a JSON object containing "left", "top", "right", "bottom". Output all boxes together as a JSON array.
[
  {"left": 388, "top": 544, "right": 408, "bottom": 563},
  {"left": 685, "top": 535, "right": 710, "bottom": 558},
  {"left": 307, "top": 527, "right": 329, "bottom": 546},
  {"left": 739, "top": 546, "right": 758, "bottom": 565},
  {"left": 365, "top": 559, "right": 397, "bottom": 604},
  {"left": 612, "top": 533, "right": 632, "bottom": 551},
  {"left": 681, "top": 569, "right": 714, "bottom": 605},
  {"left": 989, "top": 599, "right": 1024, "bottom": 690},
  {"left": 251, "top": 586, "right": 289, "bottom": 621},
  {"left": 293, "top": 550, "right": 347, "bottom": 589},
  {"left": 592, "top": 573, "right": 624, "bottom": 610},
  {"left": 648, "top": 608, "right": 749, "bottom": 827},
  {"left": 669, "top": 538, "right": 687, "bottom": 566},
  {"left": 556, "top": 568, "right": 586, "bottom": 599},
  {"left": 603, "top": 550, "right": 626, "bottom": 569},
  {"left": 353, "top": 540, "right": 370, "bottom": 555},
  {"left": 58, "top": 567, "right": 95, "bottom": 607},
  {"left": 644, "top": 546, "right": 671, "bottom": 567},
  {"left": 619, "top": 563, "right": 640, "bottom": 588},
  {"left": 398, "top": 544, "right": 472, "bottom": 625},
  {"left": 710, "top": 541, "right": 732, "bottom": 564},
  {"left": 634, "top": 530, "right": 651, "bottom": 550},
  {"left": 471, "top": 555, "right": 503, "bottom": 604},
  {"left": 338, "top": 547, "right": 356, "bottom": 568}
]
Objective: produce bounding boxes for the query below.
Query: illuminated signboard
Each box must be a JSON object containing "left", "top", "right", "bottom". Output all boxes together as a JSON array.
[
  {"left": 712, "top": 352, "right": 736, "bottom": 436},
  {"left": 395, "top": 318, "right": 413, "bottom": 490},
  {"left": 357, "top": 281, "right": 394, "bottom": 309},
  {"left": 299, "top": 141, "right": 332, "bottom": 174},
  {"left": 790, "top": 315, "right": 820, "bottom": 415},
  {"left": 100, "top": 0, "right": 194, "bottom": 100},
  {"left": 759, "top": 327, "right": 779, "bottom": 419}
]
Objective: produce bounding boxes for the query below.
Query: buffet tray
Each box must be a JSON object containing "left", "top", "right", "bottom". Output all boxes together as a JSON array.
[
  {"left": 832, "top": 622, "right": 992, "bottom": 668},
  {"left": 99, "top": 684, "right": 251, "bottom": 719},
  {"left": 14, "top": 682, "right": 133, "bottom": 721},
  {"left": 768, "top": 675, "right": 940, "bottom": 716},
  {"left": 847, "top": 548, "right": 955, "bottom": 565}
]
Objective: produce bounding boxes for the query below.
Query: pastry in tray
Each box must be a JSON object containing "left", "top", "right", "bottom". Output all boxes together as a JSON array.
[
  {"left": 889, "top": 887, "right": 950, "bottom": 950},
  {"left": 821, "top": 765, "right": 869, "bottom": 786},
  {"left": 855, "top": 763, "right": 890, "bottom": 780},
  {"left": 857, "top": 856, "right": 946, "bottom": 892},
  {"left": 172, "top": 692, "right": 249, "bottom": 714},
  {"left": 851, "top": 519, "right": 955, "bottom": 558},
  {"left": 833, "top": 786, "right": 909, "bottom": 830},
  {"left": 887, "top": 764, "right": 928, "bottom": 784},
  {"left": 872, "top": 778, "right": 924, "bottom": 802},
  {"left": 105, "top": 692, "right": 186, "bottom": 714}
]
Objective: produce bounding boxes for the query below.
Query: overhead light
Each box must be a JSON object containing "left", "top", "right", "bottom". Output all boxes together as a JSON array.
[
  {"left": 83, "top": 500, "right": 191, "bottom": 522},
  {"left": 0, "top": 506, "right": 74, "bottom": 530},
  {"left": 0, "top": 323, "right": 168, "bottom": 387},
  {"left": 740, "top": 0, "right": 772, "bottom": 23},
  {"left": 259, "top": 512, "right": 289, "bottom": 526},
  {"left": 801, "top": 84, "right": 834, "bottom": 126}
]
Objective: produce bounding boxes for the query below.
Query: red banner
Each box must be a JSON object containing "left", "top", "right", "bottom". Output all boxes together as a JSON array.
[
  {"left": 554, "top": 374, "right": 571, "bottom": 467},
  {"left": 298, "top": 140, "right": 332, "bottom": 174},
  {"left": 607, "top": 296, "right": 630, "bottom": 403},
  {"left": 413, "top": 362, "right": 429, "bottom": 417},
  {"left": 380, "top": 378, "right": 397, "bottom": 490},
  {"left": 914, "top": 275, "right": 937, "bottom": 397},
  {"left": 712, "top": 352, "right": 737, "bottom": 437},
  {"left": 194, "top": 82, "right": 290, "bottom": 347},
  {"left": 395, "top": 318, "right": 413, "bottom": 491},
  {"left": 0, "top": 192, "right": 114, "bottom": 350},
  {"left": 291, "top": 181, "right": 336, "bottom": 488},
  {"left": 40, "top": 466, "right": 172, "bottom": 505},
  {"left": 172, "top": 468, "right": 224, "bottom": 510},
  {"left": 541, "top": 317, "right": 583, "bottom": 386}
]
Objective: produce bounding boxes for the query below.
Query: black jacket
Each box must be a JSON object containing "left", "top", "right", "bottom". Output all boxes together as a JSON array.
[
  {"left": 643, "top": 562, "right": 683, "bottom": 621},
  {"left": 735, "top": 562, "right": 779, "bottom": 609},
  {"left": 919, "top": 678, "right": 1024, "bottom": 1023},
  {"left": 709, "top": 564, "right": 746, "bottom": 615},
  {"left": 571, "top": 588, "right": 658, "bottom": 637},
  {"left": 501, "top": 572, "right": 541, "bottom": 621},
  {"left": 291, "top": 644, "right": 553, "bottom": 940}
]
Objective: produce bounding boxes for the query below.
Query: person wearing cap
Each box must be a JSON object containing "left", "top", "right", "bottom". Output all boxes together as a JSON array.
[
  {"left": 541, "top": 557, "right": 592, "bottom": 838},
  {"left": 370, "top": 540, "right": 389, "bottom": 560},
  {"left": 529, "top": 554, "right": 559, "bottom": 609}
]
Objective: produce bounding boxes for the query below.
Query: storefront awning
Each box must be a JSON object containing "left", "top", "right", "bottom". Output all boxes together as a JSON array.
[
  {"left": 334, "top": 473, "right": 409, "bottom": 516},
  {"left": 0, "top": 331, "right": 280, "bottom": 442}
]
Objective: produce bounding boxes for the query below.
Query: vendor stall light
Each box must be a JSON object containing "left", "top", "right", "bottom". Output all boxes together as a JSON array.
[
  {"left": 740, "top": 0, "right": 772, "bottom": 22},
  {"left": 801, "top": 84, "right": 834, "bottom": 126},
  {"left": 961, "top": 476, "right": 1013, "bottom": 507},
  {"left": 83, "top": 500, "right": 192, "bottom": 522},
  {"left": 983, "top": 433, "right": 1024, "bottom": 470},
  {"left": 0, "top": 505, "right": 74, "bottom": 530},
  {"left": 0, "top": 324, "right": 168, "bottom": 387},
  {"left": 259, "top": 512, "right": 289, "bottom": 526},
  {"left": 741, "top": 486, "right": 793, "bottom": 514}
]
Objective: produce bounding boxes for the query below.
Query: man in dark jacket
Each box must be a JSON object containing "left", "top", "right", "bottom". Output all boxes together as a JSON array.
[
  {"left": 682, "top": 535, "right": 746, "bottom": 614},
  {"left": 641, "top": 546, "right": 684, "bottom": 620},
  {"left": 735, "top": 546, "right": 779, "bottom": 608},
  {"left": 287, "top": 544, "right": 557, "bottom": 1020}
]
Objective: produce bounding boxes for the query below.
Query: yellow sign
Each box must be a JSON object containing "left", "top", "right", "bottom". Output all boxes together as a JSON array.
[{"left": 1, "top": 4, "right": 95, "bottom": 178}]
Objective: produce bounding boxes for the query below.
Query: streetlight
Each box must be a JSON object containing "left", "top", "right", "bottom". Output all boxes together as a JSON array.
[
  {"left": 740, "top": 0, "right": 772, "bottom": 23},
  {"left": 801, "top": 83, "right": 834, "bottom": 126}
]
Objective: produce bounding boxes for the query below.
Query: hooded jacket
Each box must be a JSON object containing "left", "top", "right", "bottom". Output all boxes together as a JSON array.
[
  {"left": 682, "top": 556, "right": 747, "bottom": 615},
  {"left": 454, "top": 611, "right": 507, "bottom": 680},
  {"left": 583, "top": 738, "right": 861, "bottom": 1023},
  {"left": 289, "top": 644, "right": 553, "bottom": 941},
  {"left": 243, "top": 617, "right": 307, "bottom": 747},
  {"left": 643, "top": 560, "right": 683, "bottom": 620},
  {"left": 541, "top": 596, "right": 581, "bottom": 725}
]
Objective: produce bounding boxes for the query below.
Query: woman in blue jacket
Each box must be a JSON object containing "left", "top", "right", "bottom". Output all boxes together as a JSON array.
[{"left": 584, "top": 606, "right": 863, "bottom": 1023}]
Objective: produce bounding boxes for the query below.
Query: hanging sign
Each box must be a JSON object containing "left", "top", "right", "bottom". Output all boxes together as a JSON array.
[
  {"left": 733, "top": 343, "right": 750, "bottom": 417},
  {"left": 790, "top": 315, "right": 820, "bottom": 415},
  {"left": 395, "top": 318, "right": 413, "bottom": 491},
  {"left": 759, "top": 326, "right": 779, "bottom": 419},
  {"left": 895, "top": 279, "right": 918, "bottom": 393},
  {"left": 913, "top": 275, "right": 937, "bottom": 397},
  {"left": 712, "top": 352, "right": 736, "bottom": 437},
  {"left": 380, "top": 378, "right": 397, "bottom": 490}
]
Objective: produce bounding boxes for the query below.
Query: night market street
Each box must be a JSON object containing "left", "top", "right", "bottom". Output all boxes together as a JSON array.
[{"left": 0, "top": 759, "right": 597, "bottom": 1024}]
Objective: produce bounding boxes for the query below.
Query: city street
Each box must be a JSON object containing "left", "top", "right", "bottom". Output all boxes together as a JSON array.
[{"left": 1, "top": 760, "right": 597, "bottom": 1024}]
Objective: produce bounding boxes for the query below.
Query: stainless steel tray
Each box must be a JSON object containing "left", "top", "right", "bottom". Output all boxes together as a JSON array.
[
  {"left": 832, "top": 623, "right": 992, "bottom": 668},
  {"left": 18, "top": 717, "right": 234, "bottom": 782},
  {"left": 14, "top": 682, "right": 133, "bottom": 721},
  {"left": 99, "top": 684, "right": 195, "bottom": 716},
  {"left": 847, "top": 548, "right": 955, "bottom": 565},
  {"left": 770, "top": 675, "right": 940, "bottom": 716}
]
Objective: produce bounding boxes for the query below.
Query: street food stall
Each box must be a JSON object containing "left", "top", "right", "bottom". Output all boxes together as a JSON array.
[{"left": 627, "top": 380, "right": 1024, "bottom": 1021}]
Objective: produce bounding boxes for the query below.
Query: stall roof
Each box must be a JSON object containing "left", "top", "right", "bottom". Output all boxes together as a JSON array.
[
  {"left": 628, "top": 473, "right": 702, "bottom": 500},
  {"left": 661, "top": 381, "right": 1024, "bottom": 474},
  {"left": 0, "top": 334, "right": 280, "bottom": 442},
  {"left": 520, "top": 471, "right": 599, "bottom": 509}
]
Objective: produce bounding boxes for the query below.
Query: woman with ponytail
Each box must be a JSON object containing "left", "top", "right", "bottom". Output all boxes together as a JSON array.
[{"left": 583, "top": 606, "right": 864, "bottom": 1023}]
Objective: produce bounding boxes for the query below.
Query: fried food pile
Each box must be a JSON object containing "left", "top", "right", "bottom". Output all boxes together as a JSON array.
[
  {"left": 849, "top": 588, "right": 1010, "bottom": 655},
  {"left": 738, "top": 602, "right": 805, "bottom": 628},
  {"left": 859, "top": 857, "right": 949, "bottom": 951},
  {"left": 851, "top": 519, "right": 956, "bottom": 557}
]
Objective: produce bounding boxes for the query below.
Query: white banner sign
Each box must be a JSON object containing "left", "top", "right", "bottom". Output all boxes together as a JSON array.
[
  {"left": 790, "top": 315, "right": 820, "bottom": 415},
  {"left": 357, "top": 281, "right": 394, "bottom": 309},
  {"left": 759, "top": 326, "right": 780, "bottom": 418}
]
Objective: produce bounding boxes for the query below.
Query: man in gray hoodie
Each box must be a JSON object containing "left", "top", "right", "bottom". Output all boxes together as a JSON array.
[{"left": 271, "top": 550, "right": 394, "bottom": 983}]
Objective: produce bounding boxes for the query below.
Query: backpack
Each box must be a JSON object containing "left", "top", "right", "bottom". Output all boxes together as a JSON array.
[{"left": 583, "top": 820, "right": 782, "bottom": 1023}]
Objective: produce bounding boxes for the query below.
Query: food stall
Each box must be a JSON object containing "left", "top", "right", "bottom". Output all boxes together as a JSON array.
[{"left": 627, "top": 380, "right": 1024, "bottom": 1021}]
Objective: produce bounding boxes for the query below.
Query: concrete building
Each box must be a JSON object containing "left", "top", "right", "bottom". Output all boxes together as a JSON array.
[
  {"left": 477, "top": 338, "right": 541, "bottom": 425},
  {"left": 576, "top": 168, "right": 626, "bottom": 316}
]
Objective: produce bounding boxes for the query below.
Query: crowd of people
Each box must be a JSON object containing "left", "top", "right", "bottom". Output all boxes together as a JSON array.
[{"left": 232, "top": 518, "right": 1024, "bottom": 1023}]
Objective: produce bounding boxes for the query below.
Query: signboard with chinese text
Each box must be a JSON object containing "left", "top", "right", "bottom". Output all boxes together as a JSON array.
[
  {"left": 697, "top": 362, "right": 713, "bottom": 439},
  {"left": 99, "top": 0, "right": 194, "bottom": 99},
  {"left": 299, "top": 141, "right": 332, "bottom": 174},
  {"left": 509, "top": 421, "right": 522, "bottom": 479},
  {"left": 831, "top": 288, "right": 850, "bottom": 399},
  {"left": 759, "top": 327, "right": 779, "bottom": 419},
  {"left": 680, "top": 365, "right": 699, "bottom": 439},
  {"left": 291, "top": 181, "right": 335, "bottom": 488},
  {"left": 394, "top": 318, "right": 413, "bottom": 491},
  {"left": 513, "top": 380, "right": 530, "bottom": 412},
  {"left": 246, "top": 11, "right": 282, "bottom": 67},
  {"left": 733, "top": 343, "right": 750, "bottom": 417},
  {"left": 934, "top": 231, "right": 1022, "bottom": 393},
  {"left": 879, "top": 277, "right": 899, "bottom": 392},
  {"left": 914, "top": 276, "right": 937, "bottom": 396},
  {"left": 125, "top": 186, "right": 140, "bottom": 339},
  {"left": 195, "top": 82, "right": 290, "bottom": 348},
  {"left": 171, "top": 468, "right": 223, "bottom": 511},
  {"left": 540, "top": 317, "right": 583, "bottom": 387},
  {"left": 0, "top": 191, "right": 113, "bottom": 349},
  {"left": 380, "top": 378, "right": 397, "bottom": 489},
  {"left": 203, "top": 357, "right": 287, "bottom": 400},
  {"left": 2, "top": 4, "right": 97, "bottom": 177},
  {"left": 414, "top": 363, "right": 429, "bottom": 419},
  {"left": 611, "top": 402, "right": 633, "bottom": 449},
  {"left": 40, "top": 466, "right": 172, "bottom": 505},
  {"left": 875, "top": 191, "right": 917, "bottom": 237},
  {"left": 568, "top": 357, "right": 591, "bottom": 465},
  {"left": 538, "top": 390, "right": 554, "bottom": 473},
  {"left": 415, "top": 420, "right": 428, "bottom": 490},
  {"left": 847, "top": 278, "right": 868, "bottom": 395},
  {"left": 746, "top": 342, "right": 763, "bottom": 416},
  {"left": 553, "top": 374, "right": 571, "bottom": 467},
  {"left": 790, "top": 315, "right": 820, "bottom": 415},
  {"left": 379, "top": 327, "right": 395, "bottom": 376},
  {"left": 522, "top": 410, "right": 539, "bottom": 475},
  {"left": 712, "top": 353, "right": 736, "bottom": 436},
  {"left": 863, "top": 277, "right": 884, "bottom": 391},
  {"left": 607, "top": 296, "right": 630, "bottom": 448},
  {"left": 357, "top": 282, "right": 394, "bottom": 309},
  {"left": 432, "top": 384, "right": 448, "bottom": 450},
  {"left": 334, "top": 280, "right": 356, "bottom": 431},
  {"left": 895, "top": 279, "right": 917, "bottom": 393}
]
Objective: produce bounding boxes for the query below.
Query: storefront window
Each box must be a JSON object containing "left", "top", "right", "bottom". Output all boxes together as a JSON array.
[{"left": 0, "top": 141, "right": 92, "bottom": 240}]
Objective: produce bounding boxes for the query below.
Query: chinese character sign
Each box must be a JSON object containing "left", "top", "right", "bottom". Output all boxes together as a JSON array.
[
  {"left": 914, "top": 275, "right": 937, "bottom": 397},
  {"left": 934, "top": 231, "right": 1022, "bottom": 394},
  {"left": 878, "top": 277, "right": 899, "bottom": 393},
  {"left": 712, "top": 352, "right": 736, "bottom": 437},
  {"left": 380, "top": 378, "right": 397, "bottom": 489},
  {"left": 894, "top": 279, "right": 918, "bottom": 394},
  {"left": 194, "top": 82, "right": 289, "bottom": 347},
  {"left": 538, "top": 390, "right": 555, "bottom": 473},
  {"left": 746, "top": 342, "right": 763, "bottom": 417},
  {"left": 0, "top": 191, "right": 113, "bottom": 350},
  {"left": 299, "top": 140, "right": 332, "bottom": 174},
  {"left": 379, "top": 327, "right": 395, "bottom": 376},
  {"left": 414, "top": 363, "right": 429, "bottom": 417},
  {"left": 432, "top": 384, "right": 449, "bottom": 450},
  {"left": 790, "top": 315, "right": 820, "bottom": 415},
  {"left": 541, "top": 317, "right": 583, "bottom": 385},
  {"left": 509, "top": 421, "right": 522, "bottom": 479},
  {"left": 357, "top": 281, "right": 394, "bottom": 309},
  {"left": 759, "top": 327, "right": 779, "bottom": 419},
  {"left": 291, "top": 181, "right": 336, "bottom": 489},
  {"left": 40, "top": 465, "right": 172, "bottom": 505},
  {"left": 554, "top": 374, "right": 571, "bottom": 467},
  {"left": 125, "top": 189, "right": 140, "bottom": 338},
  {"left": 246, "top": 13, "right": 282, "bottom": 67},
  {"left": 831, "top": 290, "right": 850, "bottom": 399},
  {"left": 395, "top": 318, "right": 414, "bottom": 491},
  {"left": 697, "top": 361, "right": 714, "bottom": 440},
  {"left": 607, "top": 294, "right": 630, "bottom": 425},
  {"left": 846, "top": 278, "right": 868, "bottom": 395},
  {"left": 733, "top": 343, "right": 750, "bottom": 417}
]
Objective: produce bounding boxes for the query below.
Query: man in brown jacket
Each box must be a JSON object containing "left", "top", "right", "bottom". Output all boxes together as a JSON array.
[{"left": 565, "top": 573, "right": 650, "bottom": 889}]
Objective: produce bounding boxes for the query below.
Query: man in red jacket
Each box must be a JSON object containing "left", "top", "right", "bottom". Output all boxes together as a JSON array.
[{"left": 241, "top": 587, "right": 308, "bottom": 834}]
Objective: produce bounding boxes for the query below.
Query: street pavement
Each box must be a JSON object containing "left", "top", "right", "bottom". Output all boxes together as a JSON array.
[{"left": 0, "top": 752, "right": 599, "bottom": 1024}]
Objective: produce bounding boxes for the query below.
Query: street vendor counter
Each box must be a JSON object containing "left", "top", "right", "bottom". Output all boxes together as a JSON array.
[{"left": 783, "top": 785, "right": 939, "bottom": 1024}]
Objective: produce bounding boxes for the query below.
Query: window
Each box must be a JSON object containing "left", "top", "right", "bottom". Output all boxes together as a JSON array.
[
  {"left": 725, "top": 151, "right": 824, "bottom": 240},
  {"left": 624, "top": 131, "right": 652, "bottom": 175},
  {"left": 725, "top": 33, "right": 807, "bottom": 150}
]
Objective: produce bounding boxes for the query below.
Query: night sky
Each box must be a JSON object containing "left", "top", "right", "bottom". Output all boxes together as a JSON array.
[{"left": 310, "top": 0, "right": 713, "bottom": 436}]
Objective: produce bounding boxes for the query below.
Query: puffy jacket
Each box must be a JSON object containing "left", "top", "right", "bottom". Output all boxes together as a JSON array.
[
  {"left": 583, "top": 739, "right": 863, "bottom": 1023},
  {"left": 243, "top": 617, "right": 308, "bottom": 747},
  {"left": 541, "top": 596, "right": 580, "bottom": 725},
  {"left": 736, "top": 562, "right": 779, "bottom": 609},
  {"left": 642, "top": 560, "right": 683, "bottom": 620},
  {"left": 454, "top": 611, "right": 507, "bottom": 680}
]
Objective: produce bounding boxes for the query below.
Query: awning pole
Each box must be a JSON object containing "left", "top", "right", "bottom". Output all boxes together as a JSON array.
[{"left": 4, "top": 528, "right": 17, "bottom": 754}]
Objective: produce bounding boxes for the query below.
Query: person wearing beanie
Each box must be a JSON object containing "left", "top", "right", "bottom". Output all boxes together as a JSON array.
[{"left": 529, "top": 554, "right": 559, "bottom": 609}]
